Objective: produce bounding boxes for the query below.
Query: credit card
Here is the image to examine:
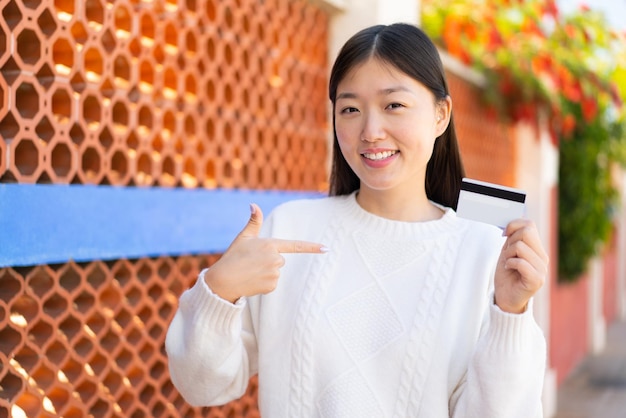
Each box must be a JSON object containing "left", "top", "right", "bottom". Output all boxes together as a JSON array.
[{"left": 456, "top": 178, "right": 526, "bottom": 229}]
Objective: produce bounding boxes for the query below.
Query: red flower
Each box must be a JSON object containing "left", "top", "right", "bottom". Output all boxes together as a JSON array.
[
  {"left": 442, "top": 16, "right": 473, "bottom": 64},
  {"left": 581, "top": 97, "right": 598, "bottom": 122},
  {"left": 531, "top": 55, "right": 552, "bottom": 73},
  {"left": 521, "top": 19, "right": 544, "bottom": 37},
  {"left": 562, "top": 113, "right": 576, "bottom": 137},
  {"left": 498, "top": 73, "right": 516, "bottom": 95},
  {"left": 487, "top": 28, "right": 504, "bottom": 50},
  {"left": 513, "top": 103, "right": 537, "bottom": 122},
  {"left": 610, "top": 85, "right": 623, "bottom": 107},
  {"left": 564, "top": 24, "right": 577, "bottom": 39},
  {"left": 443, "top": 17, "right": 464, "bottom": 56},
  {"left": 557, "top": 66, "right": 582, "bottom": 102},
  {"left": 544, "top": 0, "right": 559, "bottom": 18}
]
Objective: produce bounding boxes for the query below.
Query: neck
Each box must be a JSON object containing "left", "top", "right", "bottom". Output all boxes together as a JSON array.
[{"left": 355, "top": 188, "right": 443, "bottom": 222}]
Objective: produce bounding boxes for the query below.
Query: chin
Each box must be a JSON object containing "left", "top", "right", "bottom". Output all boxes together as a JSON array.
[{"left": 359, "top": 183, "right": 400, "bottom": 193}]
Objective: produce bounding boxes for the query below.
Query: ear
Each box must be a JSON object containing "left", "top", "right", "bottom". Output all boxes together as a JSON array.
[{"left": 435, "top": 95, "right": 452, "bottom": 137}]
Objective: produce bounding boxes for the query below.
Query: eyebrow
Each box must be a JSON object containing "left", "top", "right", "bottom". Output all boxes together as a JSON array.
[{"left": 336, "top": 86, "right": 412, "bottom": 100}]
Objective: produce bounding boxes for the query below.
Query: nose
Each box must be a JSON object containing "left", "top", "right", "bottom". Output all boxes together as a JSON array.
[{"left": 360, "top": 111, "right": 386, "bottom": 142}]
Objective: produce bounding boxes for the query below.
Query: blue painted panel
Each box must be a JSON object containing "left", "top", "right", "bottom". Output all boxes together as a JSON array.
[{"left": 0, "top": 184, "right": 324, "bottom": 267}]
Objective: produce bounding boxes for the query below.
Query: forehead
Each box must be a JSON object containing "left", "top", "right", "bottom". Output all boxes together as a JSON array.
[
  {"left": 337, "top": 57, "right": 430, "bottom": 98},
  {"left": 341, "top": 57, "right": 407, "bottom": 84}
]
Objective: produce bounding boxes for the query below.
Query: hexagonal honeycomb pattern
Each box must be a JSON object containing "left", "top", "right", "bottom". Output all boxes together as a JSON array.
[
  {"left": 0, "top": 0, "right": 329, "bottom": 190},
  {"left": 0, "top": 257, "right": 262, "bottom": 417},
  {"left": 0, "top": 0, "right": 329, "bottom": 416}
]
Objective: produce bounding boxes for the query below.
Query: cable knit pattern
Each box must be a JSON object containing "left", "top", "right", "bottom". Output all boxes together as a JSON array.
[
  {"left": 287, "top": 210, "right": 347, "bottom": 417},
  {"left": 165, "top": 192, "right": 547, "bottom": 417},
  {"left": 394, "top": 229, "right": 462, "bottom": 417}
]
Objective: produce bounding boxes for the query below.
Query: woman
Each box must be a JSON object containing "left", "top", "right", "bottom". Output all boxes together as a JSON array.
[{"left": 166, "top": 23, "right": 548, "bottom": 417}]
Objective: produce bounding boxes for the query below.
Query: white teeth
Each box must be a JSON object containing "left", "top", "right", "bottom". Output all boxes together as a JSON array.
[{"left": 362, "top": 150, "right": 397, "bottom": 161}]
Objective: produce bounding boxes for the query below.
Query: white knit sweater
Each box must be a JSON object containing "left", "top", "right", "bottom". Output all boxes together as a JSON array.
[{"left": 166, "top": 193, "right": 546, "bottom": 417}]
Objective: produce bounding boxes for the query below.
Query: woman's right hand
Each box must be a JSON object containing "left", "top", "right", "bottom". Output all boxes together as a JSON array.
[{"left": 204, "top": 203, "right": 328, "bottom": 303}]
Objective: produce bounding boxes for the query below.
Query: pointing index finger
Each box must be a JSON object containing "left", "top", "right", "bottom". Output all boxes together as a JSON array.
[{"left": 271, "top": 238, "right": 329, "bottom": 254}]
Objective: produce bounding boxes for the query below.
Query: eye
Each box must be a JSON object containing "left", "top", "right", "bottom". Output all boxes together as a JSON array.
[
  {"left": 340, "top": 106, "right": 359, "bottom": 114},
  {"left": 386, "top": 102, "right": 404, "bottom": 110}
]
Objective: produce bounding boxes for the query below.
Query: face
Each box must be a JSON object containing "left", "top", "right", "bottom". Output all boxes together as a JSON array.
[{"left": 334, "top": 58, "right": 451, "bottom": 200}]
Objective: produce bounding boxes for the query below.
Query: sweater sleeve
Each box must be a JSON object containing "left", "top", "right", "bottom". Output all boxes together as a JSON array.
[
  {"left": 165, "top": 272, "right": 259, "bottom": 407},
  {"left": 450, "top": 295, "right": 547, "bottom": 418}
]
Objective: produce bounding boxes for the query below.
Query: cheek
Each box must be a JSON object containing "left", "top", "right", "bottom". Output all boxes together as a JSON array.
[
  {"left": 335, "top": 131, "right": 360, "bottom": 172},
  {"left": 417, "top": 135, "right": 437, "bottom": 157},
  {"left": 336, "top": 137, "right": 354, "bottom": 164},
  {"left": 335, "top": 125, "right": 355, "bottom": 151}
]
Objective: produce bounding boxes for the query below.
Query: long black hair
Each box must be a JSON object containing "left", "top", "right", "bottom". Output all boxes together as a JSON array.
[{"left": 328, "top": 23, "right": 465, "bottom": 210}]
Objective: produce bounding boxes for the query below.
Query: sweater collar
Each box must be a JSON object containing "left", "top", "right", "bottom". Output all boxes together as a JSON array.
[{"left": 336, "top": 191, "right": 459, "bottom": 239}]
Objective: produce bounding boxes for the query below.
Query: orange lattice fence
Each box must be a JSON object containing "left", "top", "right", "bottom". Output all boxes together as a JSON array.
[
  {"left": 0, "top": 0, "right": 329, "bottom": 188},
  {"left": 0, "top": 0, "right": 329, "bottom": 416},
  {"left": 0, "top": 256, "right": 264, "bottom": 417}
]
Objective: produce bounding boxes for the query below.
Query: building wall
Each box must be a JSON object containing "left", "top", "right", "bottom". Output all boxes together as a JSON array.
[
  {"left": 550, "top": 274, "right": 590, "bottom": 386},
  {"left": 603, "top": 234, "right": 619, "bottom": 326},
  {"left": 446, "top": 71, "right": 517, "bottom": 186}
]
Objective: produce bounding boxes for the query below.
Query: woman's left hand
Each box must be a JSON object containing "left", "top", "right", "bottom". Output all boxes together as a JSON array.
[{"left": 494, "top": 219, "right": 549, "bottom": 314}]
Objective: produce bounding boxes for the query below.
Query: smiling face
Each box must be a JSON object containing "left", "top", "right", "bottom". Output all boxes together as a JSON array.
[{"left": 334, "top": 57, "right": 451, "bottom": 204}]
